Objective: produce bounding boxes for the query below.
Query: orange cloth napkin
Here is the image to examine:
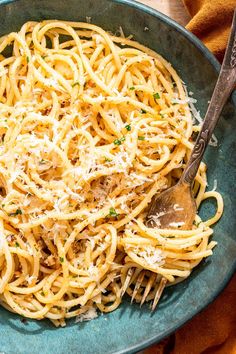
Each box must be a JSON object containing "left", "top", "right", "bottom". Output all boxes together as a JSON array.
[
  {"left": 144, "top": 1, "right": 236, "bottom": 353},
  {"left": 145, "top": 275, "right": 236, "bottom": 354},
  {"left": 183, "top": 0, "right": 236, "bottom": 61}
]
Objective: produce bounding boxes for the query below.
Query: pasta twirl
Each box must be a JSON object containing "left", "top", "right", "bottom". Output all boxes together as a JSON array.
[{"left": 0, "top": 21, "right": 223, "bottom": 326}]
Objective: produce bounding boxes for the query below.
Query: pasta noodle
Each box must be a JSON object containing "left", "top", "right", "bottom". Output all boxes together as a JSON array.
[{"left": 0, "top": 20, "right": 223, "bottom": 326}]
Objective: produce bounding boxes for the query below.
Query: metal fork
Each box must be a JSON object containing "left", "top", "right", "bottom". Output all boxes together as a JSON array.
[{"left": 121, "top": 268, "right": 167, "bottom": 311}]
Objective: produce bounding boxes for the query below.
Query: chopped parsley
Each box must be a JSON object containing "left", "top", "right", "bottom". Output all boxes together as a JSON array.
[
  {"left": 138, "top": 136, "right": 145, "bottom": 141},
  {"left": 72, "top": 81, "right": 80, "bottom": 87},
  {"left": 153, "top": 92, "right": 160, "bottom": 100},
  {"left": 26, "top": 56, "right": 29, "bottom": 63},
  {"left": 125, "top": 124, "right": 131, "bottom": 131},
  {"left": 108, "top": 207, "right": 118, "bottom": 217},
  {"left": 140, "top": 109, "right": 147, "bottom": 114},
  {"left": 9, "top": 209, "right": 22, "bottom": 217},
  {"left": 193, "top": 220, "right": 201, "bottom": 227},
  {"left": 104, "top": 157, "right": 112, "bottom": 162},
  {"left": 129, "top": 86, "right": 135, "bottom": 90},
  {"left": 160, "top": 113, "right": 165, "bottom": 118},
  {"left": 15, "top": 242, "right": 20, "bottom": 247},
  {"left": 41, "top": 291, "right": 45, "bottom": 296},
  {"left": 59, "top": 257, "right": 64, "bottom": 263},
  {"left": 114, "top": 136, "right": 125, "bottom": 145}
]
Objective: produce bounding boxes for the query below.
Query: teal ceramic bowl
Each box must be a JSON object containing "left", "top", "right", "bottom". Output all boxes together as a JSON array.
[{"left": 0, "top": 1, "right": 236, "bottom": 353}]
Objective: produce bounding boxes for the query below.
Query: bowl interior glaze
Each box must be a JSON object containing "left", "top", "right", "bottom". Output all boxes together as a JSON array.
[{"left": 0, "top": 1, "right": 235, "bottom": 353}]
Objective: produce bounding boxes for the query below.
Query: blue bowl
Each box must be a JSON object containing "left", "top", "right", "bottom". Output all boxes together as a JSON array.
[{"left": 0, "top": 1, "right": 235, "bottom": 353}]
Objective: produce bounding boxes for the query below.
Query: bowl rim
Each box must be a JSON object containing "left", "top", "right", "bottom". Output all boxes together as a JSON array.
[{"left": 0, "top": 1, "right": 235, "bottom": 353}]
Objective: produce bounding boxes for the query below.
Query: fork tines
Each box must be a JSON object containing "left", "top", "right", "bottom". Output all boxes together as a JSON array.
[
  {"left": 151, "top": 277, "right": 167, "bottom": 311},
  {"left": 140, "top": 272, "right": 156, "bottom": 307},
  {"left": 120, "top": 267, "right": 134, "bottom": 297},
  {"left": 121, "top": 268, "right": 167, "bottom": 311}
]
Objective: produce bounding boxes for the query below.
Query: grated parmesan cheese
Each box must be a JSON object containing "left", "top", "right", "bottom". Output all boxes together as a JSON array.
[
  {"left": 25, "top": 275, "right": 36, "bottom": 284},
  {"left": 87, "top": 264, "right": 99, "bottom": 279},
  {"left": 127, "top": 172, "right": 153, "bottom": 187},
  {"left": 147, "top": 211, "right": 166, "bottom": 227},
  {"left": 173, "top": 204, "right": 184, "bottom": 211},
  {"left": 172, "top": 97, "right": 197, "bottom": 105},
  {"left": 86, "top": 16, "right": 91, "bottom": 24},
  {"left": 183, "top": 85, "right": 218, "bottom": 147},
  {"left": 209, "top": 135, "right": 218, "bottom": 147},
  {"left": 169, "top": 221, "right": 185, "bottom": 228},
  {"left": 138, "top": 246, "right": 165, "bottom": 266},
  {"left": 75, "top": 307, "right": 98, "bottom": 323}
]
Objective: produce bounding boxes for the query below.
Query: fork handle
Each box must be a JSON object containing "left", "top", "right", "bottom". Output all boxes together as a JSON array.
[{"left": 180, "top": 9, "right": 236, "bottom": 185}]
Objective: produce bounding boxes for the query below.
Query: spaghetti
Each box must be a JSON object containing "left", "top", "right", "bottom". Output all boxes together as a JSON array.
[{"left": 0, "top": 20, "right": 223, "bottom": 326}]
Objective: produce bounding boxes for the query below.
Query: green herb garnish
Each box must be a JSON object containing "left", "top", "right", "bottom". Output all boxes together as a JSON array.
[
  {"left": 72, "top": 82, "right": 80, "bottom": 87},
  {"left": 26, "top": 56, "right": 29, "bottom": 63},
  {"left": 15, "top": 242, "right": 20, "bottom": 247},
  {"left": 193, "top": 220, "right": 201, "bottom": 227},
  {"left": 114, "top": 136, "right": 125, "bottom": 145},
  {"left": 140, "top": 109, "right": 147, "bottom": 114},
  {"left": 153, "top": 92, "right": 160, "bottom": 100},
  {"left": 9, "top": 209, "right": 22, "bottom": 217},
  {"left": 104, "top": 157, "right": 112, "bottom": 162},
  {"left": 59, "top": 257, "right": 64, "bottom": 263},
  {"left": 129, "top": 87, "right": 135, "bottom": 90},
  {"left": 125, "top": 124, "right": 131, "bottom": 131},
  {"left": 138, "top": 136, "right": 145, "bottom": 141},
  {"left": 108, "top": 207, "right": 118, "bottom": 217}
]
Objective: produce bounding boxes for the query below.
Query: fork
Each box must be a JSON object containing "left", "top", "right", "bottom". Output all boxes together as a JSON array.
[
  {"left": 121, "top": 9, "right": 236, "bottom": 311},
  {"left": 121, "top": 267, "right": 167, "bottom": 311}
]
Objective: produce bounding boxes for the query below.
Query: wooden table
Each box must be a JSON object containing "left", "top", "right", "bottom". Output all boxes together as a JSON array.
[{"left": 137, "top": 0, "right": 191, "bottom": 26}]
